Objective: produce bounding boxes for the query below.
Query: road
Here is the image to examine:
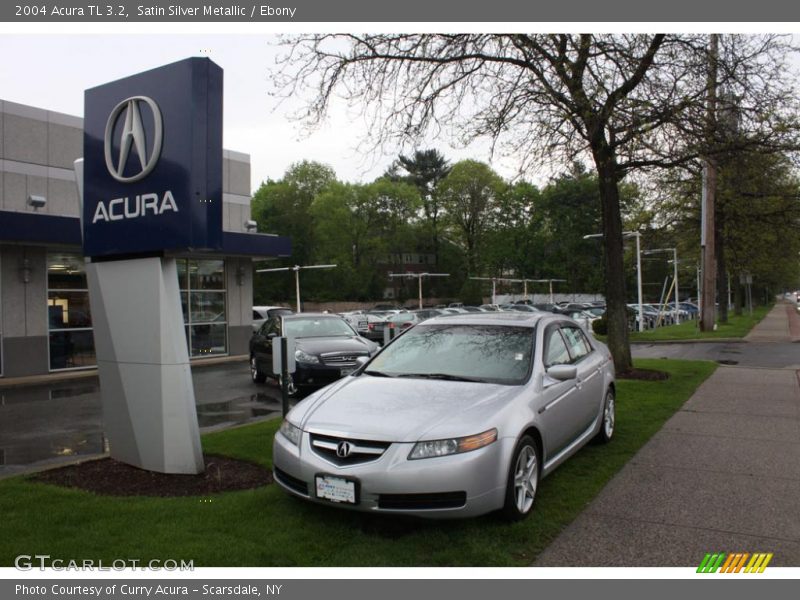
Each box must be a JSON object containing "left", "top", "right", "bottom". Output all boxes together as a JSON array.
[{"left": 633, "top": 340, "right": 800, "bottom": 369}]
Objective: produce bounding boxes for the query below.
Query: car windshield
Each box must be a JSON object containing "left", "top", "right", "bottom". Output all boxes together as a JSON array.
[
  {"left": 283, "top": 317, "right": 355, "bottom": 338},
  {"left": 365, "top": 324, "right": 535, "bottom": 385}
]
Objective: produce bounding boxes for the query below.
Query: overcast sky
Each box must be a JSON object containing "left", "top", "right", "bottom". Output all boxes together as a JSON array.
[{"left": 0, "top": 34, "right": 519, "bottom": 193}]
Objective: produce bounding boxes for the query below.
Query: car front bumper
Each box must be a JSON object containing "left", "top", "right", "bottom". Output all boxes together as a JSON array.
[
  {"left": 273, "top": 429, "right": 513, "bottom": 518},
  {"left": 292, "top": 362, "right": 358, "bottom": 389}
]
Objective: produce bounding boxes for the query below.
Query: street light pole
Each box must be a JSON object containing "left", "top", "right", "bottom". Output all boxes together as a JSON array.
[
  {"left": 388, "top": 272, "right": 450, "bottom": 309},
  {"left": 295, "top": 268, "right": 301, "bottom": 312},
  {"left": 583, "top": 232, "right": 643, "bottom": 332},
  {"left": 674, "top": 248, "right": 680, "bottom": 324},
  {"left": 635, "top": 233, "right": 643, "bottom": 332},
  {"left": 643, "top": 247, "right": 680, "bottom": 325},
  {"left": 256, "top": 264, "right": 338, "bottom": 313}
]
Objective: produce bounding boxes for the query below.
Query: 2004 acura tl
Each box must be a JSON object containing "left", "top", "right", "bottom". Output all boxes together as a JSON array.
[{"left": 272, "top": 312, "right": 616, "bottom": 520}]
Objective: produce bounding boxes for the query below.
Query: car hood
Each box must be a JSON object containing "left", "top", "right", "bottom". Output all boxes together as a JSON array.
[
  {"left": 290, "top": 375, "right": 520, "bottom": 443},
  {"left": 295, "top": 336, "right": 376, "bottom": 355}
]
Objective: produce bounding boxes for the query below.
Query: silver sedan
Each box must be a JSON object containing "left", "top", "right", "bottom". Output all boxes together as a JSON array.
[{"left": 273, "top": 312, "right": 616, "bottom": 520}]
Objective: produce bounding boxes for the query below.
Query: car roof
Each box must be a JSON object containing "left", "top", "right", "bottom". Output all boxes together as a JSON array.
[
  {"left": 253, "top": 305, "right": 290, "bottom": 311},
  {"left": 281, "top": 312, "right": 343, "bottom": 320},
  {"left": 421, "top": 311, "right": 548, "bottom": 328}
]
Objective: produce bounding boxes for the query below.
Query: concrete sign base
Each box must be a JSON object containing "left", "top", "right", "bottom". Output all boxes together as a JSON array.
[{"left": 87, "top": 256, "right": 204, "bottom": 474}]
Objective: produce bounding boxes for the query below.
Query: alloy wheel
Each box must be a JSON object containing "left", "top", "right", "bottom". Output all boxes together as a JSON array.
[{"left": 513, "top": 445, "right": 538, "bottom": 514}]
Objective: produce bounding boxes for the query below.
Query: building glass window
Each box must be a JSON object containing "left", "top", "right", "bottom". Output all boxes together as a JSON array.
[
  {"left": 177, "top": 259, "right": 228, "bottom": 357},
  {"left": 47, "top": 253, "right": 96, "bottom": 370}
]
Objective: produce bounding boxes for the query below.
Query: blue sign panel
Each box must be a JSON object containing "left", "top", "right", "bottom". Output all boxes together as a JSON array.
[{"left": 83, "top": 58, "right": 223, "bottom": 257}]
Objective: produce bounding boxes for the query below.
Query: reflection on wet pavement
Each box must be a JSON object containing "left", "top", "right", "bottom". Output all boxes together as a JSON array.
[
  {"left": 0, "top": 362, "right": 286, "bottom": 477},
  {"left": 196, "top": 393, "right": 283, "bottom": 430}
]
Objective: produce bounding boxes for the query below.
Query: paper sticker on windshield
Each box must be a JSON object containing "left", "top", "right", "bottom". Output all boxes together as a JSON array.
[{"left": 515, "top": 353, "right": 524, "bottom": 361}]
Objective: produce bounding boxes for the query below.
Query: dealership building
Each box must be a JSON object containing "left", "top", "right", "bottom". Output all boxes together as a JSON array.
[{"left": 0, "top": 99, "right": 290, "bottom": 379}]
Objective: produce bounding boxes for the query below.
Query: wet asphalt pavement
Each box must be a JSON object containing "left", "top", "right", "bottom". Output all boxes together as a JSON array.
[
  {"left": 632, "top": 340, "right": 800, "bottom": 369},
  {"left": 0, "top": 360, "right": 286, "bottom": 477}
]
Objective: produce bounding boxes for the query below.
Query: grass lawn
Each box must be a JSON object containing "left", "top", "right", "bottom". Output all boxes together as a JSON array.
[
  {"left": 0, "top": 359, "right": 716, "bottom": 567},
  {"left": 629, "top": 305, "right": 772, "bottom": 342}
]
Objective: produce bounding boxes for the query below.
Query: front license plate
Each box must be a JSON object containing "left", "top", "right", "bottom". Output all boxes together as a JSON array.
[
  {"left": 358, "top": 320, "right": 368, "bottom": 329},
  {"left": 315, "top": 475, "right": 357, "bottom": 504},
  {"left": 340, "top": 367, "right": 355, "bottom": 376}
]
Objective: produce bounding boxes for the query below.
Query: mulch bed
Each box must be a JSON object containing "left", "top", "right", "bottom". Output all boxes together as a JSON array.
[
  {"left": 32, "top": 454, "right": 272, "bottom": 497},
  {"left": 616, "top": 368, "right": 670, "bottom": 381}
]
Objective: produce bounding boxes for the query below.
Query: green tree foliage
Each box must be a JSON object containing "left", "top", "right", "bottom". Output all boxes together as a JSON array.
[
  {"left": 438, "top": 160, "right": 506, "bottom": 274},
  {"left": 251, "top": 161, "right": 337, "bottom": 301},
  {"left": 396, "top": 150, "right": 451, "bottom": 258},
  {"left": 718, "top": 152, "right": 800, "bottom": 305},
  {"left": 651, "top": 150, "right": 800, "bottom": 312}
]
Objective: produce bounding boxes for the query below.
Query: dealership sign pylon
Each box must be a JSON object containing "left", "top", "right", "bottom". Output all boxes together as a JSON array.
[{"left": 79, "top": 58, "right": 224, "bottom": 474}]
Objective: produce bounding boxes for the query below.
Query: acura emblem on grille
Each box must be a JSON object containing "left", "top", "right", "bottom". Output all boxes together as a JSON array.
[{"left": 336, "top": 441, "right": 352, "bottom": 458}]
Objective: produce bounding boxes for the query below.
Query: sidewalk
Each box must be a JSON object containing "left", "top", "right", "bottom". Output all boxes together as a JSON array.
[
  {"left": 744, "top": 302, "right": 800, "bottom": 342},
  {"left": 535, "top": 303, "right": 800, "bottom": 567}
]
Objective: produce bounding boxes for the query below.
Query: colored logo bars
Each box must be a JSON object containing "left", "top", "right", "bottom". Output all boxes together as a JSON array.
[{"left": 697, "top": 552, "right": 773, "bottom": 573}]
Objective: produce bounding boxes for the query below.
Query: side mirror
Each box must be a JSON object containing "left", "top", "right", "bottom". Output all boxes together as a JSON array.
[
  {"left": 546, "top": 364, "right": 577, "bottom": 381},
  {"left": 266, "top": 332, "right": 277, "bottom": 339},
  {"left": 355, "top": 356, "right": 370, "bottom": 367}
]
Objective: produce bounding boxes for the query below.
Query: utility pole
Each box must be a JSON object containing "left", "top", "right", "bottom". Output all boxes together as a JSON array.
[
  {"left": 388, "top": 273, "right": 450, "bottom": 309},
  {"left": 700, "top": 33, "right": 719, "bottom": 332},
  {"left": 256, "top": 264, "right": 338, "bottom": 312}
]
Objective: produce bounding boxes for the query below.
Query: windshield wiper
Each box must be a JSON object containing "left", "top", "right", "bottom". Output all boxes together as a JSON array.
[
  {"left": 395, "top": 373, "right": 489, "bottom": 383},
  {"left": 364, "top": 370, "right": 395, "bottom": 378}
]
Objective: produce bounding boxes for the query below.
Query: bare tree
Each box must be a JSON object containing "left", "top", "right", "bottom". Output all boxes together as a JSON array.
[{"left": 273, "top": 34, "right": 799, "bottom": 372}]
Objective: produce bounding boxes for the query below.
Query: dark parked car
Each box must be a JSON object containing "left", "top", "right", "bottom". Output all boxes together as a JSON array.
[{"left": 250, "top": 313, "right": 379, "bottom": 395}]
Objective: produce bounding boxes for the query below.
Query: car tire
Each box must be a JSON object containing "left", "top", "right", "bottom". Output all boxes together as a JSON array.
[
  {"left": 593, "top": 387, "right": 615, "bottom": 444},
  {"left": 250, "top": 355, "right": 266, "bottom": 384},
  {"left": 502, "top": 434, "right": 540, "bottom": 521}
]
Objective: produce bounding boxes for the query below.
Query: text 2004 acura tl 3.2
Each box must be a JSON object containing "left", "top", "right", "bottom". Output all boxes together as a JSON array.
[{"left": 272, "top": 312, "right": 615, "bottom": 520}]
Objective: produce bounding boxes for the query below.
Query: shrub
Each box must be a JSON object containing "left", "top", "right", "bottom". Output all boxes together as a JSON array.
[{"left": 592, "top": 316, "right": 608, "bottom": 336}]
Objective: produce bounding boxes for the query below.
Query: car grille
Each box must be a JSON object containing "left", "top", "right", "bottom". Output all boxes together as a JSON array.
[
  {"left": 309, "top": 433, "right": 391, "bottom": 466},
  {"left": 320, "top": 352, "right": 367, "bottom": 367},
  {"left": 377, "top": 492, "right": 467, "bottom": 510},
  {"left": 273, "top": 467, "right": 309, "bottom": 496}
]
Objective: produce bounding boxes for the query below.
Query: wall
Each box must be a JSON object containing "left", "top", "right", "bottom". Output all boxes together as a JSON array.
[
  {"left": 0, "top": 99, "right": 259, "bottom": 374},
  {"left": 0, "top": 99, "right": 254, "bottom": 229},
  {"left": 0, "top": 245, "right": 49, "bottom": 376}
]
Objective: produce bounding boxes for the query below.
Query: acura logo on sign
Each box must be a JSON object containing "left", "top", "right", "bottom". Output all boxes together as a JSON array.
[
  {"left": 104, "top": 96, "right": 163, "bottom": 183},
  {"left": 336, "top": 441, "right": 352, "bottom": 458}
]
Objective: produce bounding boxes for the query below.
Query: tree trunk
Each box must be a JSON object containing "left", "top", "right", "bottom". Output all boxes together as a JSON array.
[{"left": 593, "top": 149, "right": 633, "bottom": 374}]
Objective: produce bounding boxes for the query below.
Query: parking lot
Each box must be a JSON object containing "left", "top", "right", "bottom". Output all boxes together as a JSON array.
[{"left": 0, "top": 360, "right": 284, "bottom": 478}]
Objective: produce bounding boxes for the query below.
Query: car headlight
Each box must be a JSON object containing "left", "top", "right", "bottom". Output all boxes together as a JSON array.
[
  {"left": 294, "top": 349, "right": 319, "bottom": 364},
  {"left": 408, "top": 428, "right": 497, "bottom": 460},
  {"left": 279, "top": 419, "right": 302, "bottom": 446}
]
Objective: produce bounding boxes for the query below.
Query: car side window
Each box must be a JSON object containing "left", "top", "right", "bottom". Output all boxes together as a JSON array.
[
  {"left": 561, "top": 326, "right": 591, "bottom": 362},
  {"left": 544, "top": 328, "right": 571, "bottom": 367},
  {"left": 265, "top": 317, "right": 281, "bottom": 337}
]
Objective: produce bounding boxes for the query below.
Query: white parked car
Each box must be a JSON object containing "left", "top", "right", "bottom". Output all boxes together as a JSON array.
[{"left": 252, "top": 305, "right": 293, "bottom": 331}]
